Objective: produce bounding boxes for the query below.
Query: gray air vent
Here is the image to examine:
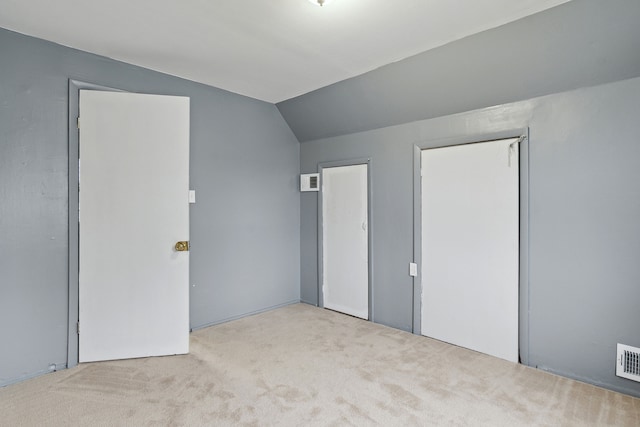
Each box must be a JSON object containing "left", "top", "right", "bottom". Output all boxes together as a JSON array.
[{"left": 617, "top": 343, "right": 640, "bottom": 382}]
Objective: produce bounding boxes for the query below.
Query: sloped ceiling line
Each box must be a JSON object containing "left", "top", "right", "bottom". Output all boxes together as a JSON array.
[{"left": 0, "top": 0, "right": 570, "bottom": 103}]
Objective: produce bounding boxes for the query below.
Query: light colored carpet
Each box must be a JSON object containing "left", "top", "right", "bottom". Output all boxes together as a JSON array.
[{"left": 1, "top": 303, "right": 638, "bottom": 426}]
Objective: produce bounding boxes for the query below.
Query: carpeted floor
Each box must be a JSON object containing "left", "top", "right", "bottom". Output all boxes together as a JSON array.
[{"left": 1, "top": 303, "right": 639, "bottom": 426}]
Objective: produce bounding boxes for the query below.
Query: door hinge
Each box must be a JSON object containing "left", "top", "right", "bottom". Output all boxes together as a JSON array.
[
  {"left": 76, "top": 321, "right": 80, "bottom": 335},
  {"left": 77, "top": 117, "right": 80, "bottom": 130}
]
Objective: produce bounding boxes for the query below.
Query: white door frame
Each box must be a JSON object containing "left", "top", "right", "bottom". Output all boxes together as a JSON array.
[
  {"left": 317, "top": 158, "right": 373, "bottom": 320},
  {"left": 412, "top": 129, "right": 530, "bottom": 364}
]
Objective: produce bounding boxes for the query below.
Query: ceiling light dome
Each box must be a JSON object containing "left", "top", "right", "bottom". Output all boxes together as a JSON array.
[{"left": 308, "top": 0, "right": 333, "bottom": 6}]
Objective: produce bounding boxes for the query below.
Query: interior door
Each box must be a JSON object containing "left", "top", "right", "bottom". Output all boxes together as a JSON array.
[
  {"left": 321, "top": 164, "right": 369, "bottom": 319},
  {"left": 78, "top": 90, "right": 190, "bottom": 362},
  {"left": 421, "top": 138, "right": 519, "bottom": 362}
]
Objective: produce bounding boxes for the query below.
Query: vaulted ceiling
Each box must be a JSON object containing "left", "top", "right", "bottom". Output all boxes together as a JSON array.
[{"left": 0, "top": 0, "right": 570, "bottom": 103}]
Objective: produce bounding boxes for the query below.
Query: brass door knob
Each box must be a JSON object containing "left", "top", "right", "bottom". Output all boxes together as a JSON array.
[{"left": 175, "top": 241, "right": 189, "bottom": 252}]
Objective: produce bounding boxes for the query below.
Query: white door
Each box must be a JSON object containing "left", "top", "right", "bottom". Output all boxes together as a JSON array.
[
  {"left": 322, "top": 164, "right": 369, "bottom": 319},
  {"left": 78, "top": 90, "right": 190, "bottom": 363},
  {"left": 421, "top": 138, "right": 519, "bottom": 362}
]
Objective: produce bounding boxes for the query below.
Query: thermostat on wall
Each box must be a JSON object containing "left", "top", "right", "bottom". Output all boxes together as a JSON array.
[{"left": 300, "top": 173, "right": 320, "bottom": 192}]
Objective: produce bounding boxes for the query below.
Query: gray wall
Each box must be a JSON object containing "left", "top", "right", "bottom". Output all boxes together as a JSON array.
[
  {"left": 300, "top": 76, "right": 640, "bottom": 397},
  {"left": 0, "top": 27, "right": 300, "bottom": 386},
  {"left": 279, "top": 0, "right": 640, "bottom": 142}
]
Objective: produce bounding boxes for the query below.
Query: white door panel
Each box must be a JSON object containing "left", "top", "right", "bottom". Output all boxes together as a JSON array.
[
  {"left": 79, "top": 90, "right": 190, "bottom": 362},
  {"left": 421, "top": 138, "right": 519, "bottom": 362},
  {"left": 322, "top": 164, "right": 369, "bottom": 319}
]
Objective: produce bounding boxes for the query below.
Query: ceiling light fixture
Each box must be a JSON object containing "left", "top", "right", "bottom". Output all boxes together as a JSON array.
[{"left": 308, "top": 0, "right": 333, "bottom": 6}]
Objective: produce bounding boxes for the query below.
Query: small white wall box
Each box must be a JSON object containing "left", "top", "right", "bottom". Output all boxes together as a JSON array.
[{"left": 300, "top": 173, "right": 320, "bottom": 192}]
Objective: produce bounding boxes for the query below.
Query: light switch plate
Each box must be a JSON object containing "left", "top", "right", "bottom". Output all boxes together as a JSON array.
[
  {"left": 409, "top": 262, "right": 418, "bottom": 277},
  {"left": 189, "top": 190, "right": 196, "bottom": 204}
]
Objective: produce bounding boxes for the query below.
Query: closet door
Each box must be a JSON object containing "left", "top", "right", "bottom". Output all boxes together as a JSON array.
[
  {"left": 421, "top": 138, "right": 519, "bottom": 362},
  {"left": 322, "top": 164, "right": 369, "bottom": 319}
]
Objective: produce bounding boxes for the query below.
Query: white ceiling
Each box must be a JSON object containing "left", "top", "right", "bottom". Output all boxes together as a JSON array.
[{"left": 0, "top": 0, "right": 570, "bottom": 103}]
